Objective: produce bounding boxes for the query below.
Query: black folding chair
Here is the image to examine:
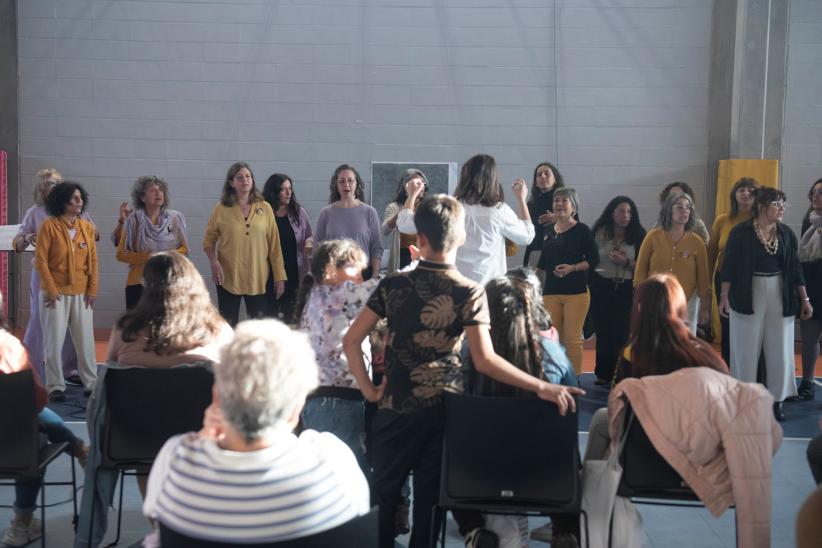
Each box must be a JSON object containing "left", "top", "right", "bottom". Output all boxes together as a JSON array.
[
  {"left": 431, "top": 392, "right": 588, "bottom": 547},
  {"left": 158, "top": 507, "right": 379, "bottom": 547},
  {"left": 91, "top": 365, "right": 214, "bottom": 547},
  {"left": 0, "top": 369, "right": 78, "bottom": 548},
  {"left": 616, "top": 406, "right": 737, "bottom": 546}
]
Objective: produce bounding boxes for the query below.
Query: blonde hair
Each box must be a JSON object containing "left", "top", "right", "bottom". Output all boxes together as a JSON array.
[{"left": 33, "top": 168, "right": 62, "bottom": 205}]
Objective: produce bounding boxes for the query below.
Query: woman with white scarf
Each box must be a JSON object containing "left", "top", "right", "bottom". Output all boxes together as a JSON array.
[{"left": 112, "top": 176, "right": 188, "bottom": 309}]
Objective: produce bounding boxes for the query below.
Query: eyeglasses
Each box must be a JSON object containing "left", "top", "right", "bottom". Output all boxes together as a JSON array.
[
  {"left": 673, "top": 204, "right": 692, "bottom": 211},
  {"left": 769, "top": 201, "right": 787, "bottom": 209},
  {"left": 811, "top": 189, "right": 822, "bottom": 197},
  {"left": 337, "top": 177, "right": 356, "bottom": 184}
]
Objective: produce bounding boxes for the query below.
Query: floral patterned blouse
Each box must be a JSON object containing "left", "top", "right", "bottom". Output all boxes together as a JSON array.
[{"left": 299, "top": 278, "right": 380, "bottom": 388}]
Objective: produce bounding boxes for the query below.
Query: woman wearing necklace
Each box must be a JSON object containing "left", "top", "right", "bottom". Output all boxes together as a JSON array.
[
  {"left": 589, "top": 196, "right": 646, "bottom": 384},
  {"left": 33, "top": 182, "right": 99, "bottom": 400},
  {"left": 634, "top": 191, "right": 710, "bottom": 335},
  {"left": 204, "top": 162, "right": 287, "bottom": 327},
  {"left": 720, "top": 187, "right": 813, "bottom": 421},
  {"left": 537, "top": 188, "right": 598, "bottom": 375},
  {"left": 708, "top": 177, "right": 758, "bottom": 364},
  {"left": 113, "top": 176, "right": 188, "bottom": 310}
]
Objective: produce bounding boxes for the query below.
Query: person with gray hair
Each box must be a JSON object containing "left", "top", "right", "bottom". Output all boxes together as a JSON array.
[
  {"left": 143, "top": 319, "right": 370, "bottom": 544},
  {"left": 635, "top": 191, "right": 710, "bottom": 335},
  {"left": 111, "top": 176, "right": 188, "bottom": 310}
]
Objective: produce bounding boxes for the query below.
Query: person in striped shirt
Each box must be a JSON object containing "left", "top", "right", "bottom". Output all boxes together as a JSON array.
[{"left": 143, "top": 319, "right": 370, "bottom": 544}]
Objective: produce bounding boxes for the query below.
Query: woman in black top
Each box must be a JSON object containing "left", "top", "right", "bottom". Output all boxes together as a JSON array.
[
  {"left": 262, "top": 173, "right": 313, "bottom": 323},
  {"left": 720, "top": 187, "right": 813, "bottom": 420},
  {"left": 589, "top": 196, "right": 646, "bottom": 384},
  {"left": 523, "top": 162, "right": 564, "bottom": 267},
  {"left": 537, "top": 188, "right": 599, "bottom": 375},
  {"left": 793, "top": 178, "right": 822, "bottom": 400}
]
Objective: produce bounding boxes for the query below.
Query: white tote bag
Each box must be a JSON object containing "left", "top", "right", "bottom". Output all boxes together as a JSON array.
[{"left": 580, "top": 416, "right": 644, "bottom": 548}]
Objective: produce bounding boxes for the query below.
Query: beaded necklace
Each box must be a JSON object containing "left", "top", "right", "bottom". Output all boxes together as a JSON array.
[{"left": 753, "top": 221, "right": 778, "bottom": 255}]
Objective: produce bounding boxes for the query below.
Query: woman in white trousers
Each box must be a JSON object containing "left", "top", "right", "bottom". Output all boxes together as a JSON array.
[{"left": 719, "top": 187, "right": 813, "bottom": 421}]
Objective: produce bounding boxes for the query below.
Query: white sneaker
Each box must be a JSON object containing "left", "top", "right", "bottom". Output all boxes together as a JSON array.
[{"left": 1, "top": 517, "right": 42, "bottom": 547}]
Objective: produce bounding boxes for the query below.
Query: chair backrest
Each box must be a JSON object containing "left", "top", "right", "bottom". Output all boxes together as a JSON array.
[
  {"left": 617, "top": 406, "right": 697, "bottom": 499},
  {"left": 441, "top": 392, "right": 580, "bottom": 511},
  {"left": 102, "top": 366, "right": 214, "bottom": 467},
  {"left": 158, "top": 507, "right": 379, "bottom": 547},
  {"left": 0, "top": 370, "right": 39, "bottom": 477}
]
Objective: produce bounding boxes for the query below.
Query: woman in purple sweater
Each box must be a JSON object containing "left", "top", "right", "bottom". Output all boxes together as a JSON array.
[{"left": 314, "top": 165, "right": 384, "bottom": 280}]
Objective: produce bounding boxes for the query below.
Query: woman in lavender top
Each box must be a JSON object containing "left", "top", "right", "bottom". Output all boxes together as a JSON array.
[
  {"left": 112, "top": 176, "right": 188, "bottom": 310},
  {"left": 295, "top": 239, "right": 381, "bottom": 474},
  {"left": 13, "top": 168, "right": 94, "bottom": 380},
  {"left": 262, "top": 173, "right": 313, "bottom": 323},
  {"left": 313, "top": 165, "right": 384, "bottom": 280}
]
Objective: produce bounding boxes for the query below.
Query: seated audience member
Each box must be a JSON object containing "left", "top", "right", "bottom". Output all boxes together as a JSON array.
[
  {"left": 587, "top": 274, "right": 781, "bottom": 548},
  {"left": 75, "top": 251, "right": 232, "bottom": 547},
  {"left": 343, "top": 194, "right": 582, "bottom": 548},
  {"left": 807, "top": 418, "right": 822, "bottom": 485},
  {"left": 797, "top": 485, "right": 822, "bottom": 548},
  {"left": 105, "top": 250, "right": 232, "bottom": 369},
  {"left": 0, "top": 292, "right": 88, "bottom": 548},
  {"left": 472, "top": 267, "right": 578, "bottom": 548},
  {"left": 143, "top": 319, "right": 370, "bottom": 544},
  {"left": 295, "top": 239, "right": 381, "bottom": 474}
]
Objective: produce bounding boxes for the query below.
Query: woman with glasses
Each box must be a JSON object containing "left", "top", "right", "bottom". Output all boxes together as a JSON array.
[
  {"left": 708, "top": 177, "right": 758, "bottom": 364},
  {"left": 794, "top": 179, "right": 822, "bottom": 401},
  {"left": 382, "top": 169, "right": 427, "bottom": 273},
  {"left": 112, "top": 176, "right": 188, "bottom": 310},
  {"left": 720, "top": 187, "right": 813, "bottom": 420},
  {"left": 13, "top": 169, "right": 95, "bottom": 383},
  {"left": 314, "top": 165, "right": 384, "bottom": 280},
  {"left": 204, "top": 162, "right": 287, "bottom": 326},
  {"left": 634, "top": 191, "right": 710, "bottom": 334}
]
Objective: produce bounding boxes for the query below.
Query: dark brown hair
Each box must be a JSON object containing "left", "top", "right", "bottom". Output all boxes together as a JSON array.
[
  {"left": 116, "top": 251, "right": 226, "bottom": 355},
  {"left": 729, "top": 177, "right": 758, "bottom": 218},
  {"left": 263, "top": 173, "right": 302, "bottom": 224},
  {"left": 329, "top": 164, "right": 365, "bottom": 203},
  {"left": 454, "top": 154, "right": 504, "bottom": 207},
  {"left": 753, "top": 186, "right": 787, "bottom": 218}
]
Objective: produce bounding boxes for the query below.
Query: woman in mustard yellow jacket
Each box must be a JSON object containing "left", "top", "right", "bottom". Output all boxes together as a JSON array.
[
  {"left": 204, "top": 162, "right": 287, "bottom": 326},
  {"left": 34, "top": 182, "right": 98, "bottom": 400}
]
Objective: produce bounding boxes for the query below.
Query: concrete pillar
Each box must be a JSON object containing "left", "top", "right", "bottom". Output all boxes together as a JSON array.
[{"left": 705, "top": 0, "right": 789, "bottom": 220}]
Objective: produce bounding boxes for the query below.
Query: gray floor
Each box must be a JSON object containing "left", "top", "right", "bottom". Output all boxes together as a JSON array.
[{"left": 0, "top": 424, "right": 814, "bottom": 548}]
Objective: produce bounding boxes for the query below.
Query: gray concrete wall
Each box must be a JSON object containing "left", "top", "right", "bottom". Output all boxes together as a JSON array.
[
  {"left": 783, "top": 0, "right": 822, "bottom": 230},
  {"left": 1, "top": 0, "right": 19, "bottom": 325},
  {"left": 16, "top": 0, "right": 715, "bottom": 327}
]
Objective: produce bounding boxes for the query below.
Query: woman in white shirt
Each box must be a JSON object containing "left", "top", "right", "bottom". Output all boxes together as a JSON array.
[{"left": 451, "top": 154, "right": 534, "bottom": 285}]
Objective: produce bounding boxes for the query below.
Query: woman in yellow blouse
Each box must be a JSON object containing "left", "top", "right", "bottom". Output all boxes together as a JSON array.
[
  {"left": 707, "top": 177, "right": 757, "bottom": 363},
  {"left": 204, "top": 162, "right": 287, "bottom": 326},
  {"left": 634, "top": 191, "right": 710, "bottom": 335}
]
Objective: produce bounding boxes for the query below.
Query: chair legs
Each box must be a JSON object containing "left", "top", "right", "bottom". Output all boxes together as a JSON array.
[
  {"left": 429, "top": 506, "right": 447, "bottom": 547},
  {"left": 103, "top": 471, "right": 126, "bottom": 548},
  {"left": 39, "top": 476, "right": 46, "bottom": 548}
]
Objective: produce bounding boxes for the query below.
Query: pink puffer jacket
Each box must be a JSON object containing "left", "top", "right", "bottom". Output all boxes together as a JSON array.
[{"left": 608, "top": 367, "right": 783, "bottom": 548}]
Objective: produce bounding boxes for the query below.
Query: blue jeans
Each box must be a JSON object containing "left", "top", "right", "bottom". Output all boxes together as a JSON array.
[{"left": 301, "top": 397, "right": 368, "bottom": 476}]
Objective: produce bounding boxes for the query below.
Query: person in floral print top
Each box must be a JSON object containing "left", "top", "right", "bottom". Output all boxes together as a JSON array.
[{"left": 295, "top": 239, "right": 381, "bottom": 474}]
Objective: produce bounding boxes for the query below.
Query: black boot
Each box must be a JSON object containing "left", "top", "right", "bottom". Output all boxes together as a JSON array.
[{"left": 773, "top": 401, "right": 785, "bottom": 422}]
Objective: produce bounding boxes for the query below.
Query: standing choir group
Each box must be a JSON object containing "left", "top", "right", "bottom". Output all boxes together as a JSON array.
[{"left": 1, "top": 155, "right": 821, "bottom": 547}]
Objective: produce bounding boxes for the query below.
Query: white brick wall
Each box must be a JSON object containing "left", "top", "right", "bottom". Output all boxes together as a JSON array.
[
  {"left": 16, "top": 0, "right": 714, "bottom": 327},
  {"left": 783, "top": 0, "right": 822, "bottom": 231}
]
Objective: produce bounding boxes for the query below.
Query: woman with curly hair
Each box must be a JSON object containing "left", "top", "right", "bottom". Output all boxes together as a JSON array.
[
  {"left": 34, "top": 181, "right": 98, "bottom": 400},
  {"left": 589, "top": 196, "right": 646, "bottom": 384},
  {"left": 113, "top": 176, "right": 188, "bottom": 310},
  {"left": 314, "top": 164, "right": 383, "bottom": 279},
  {"left": 204, "top": 162, "right": 287, "bottom": 326}
]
